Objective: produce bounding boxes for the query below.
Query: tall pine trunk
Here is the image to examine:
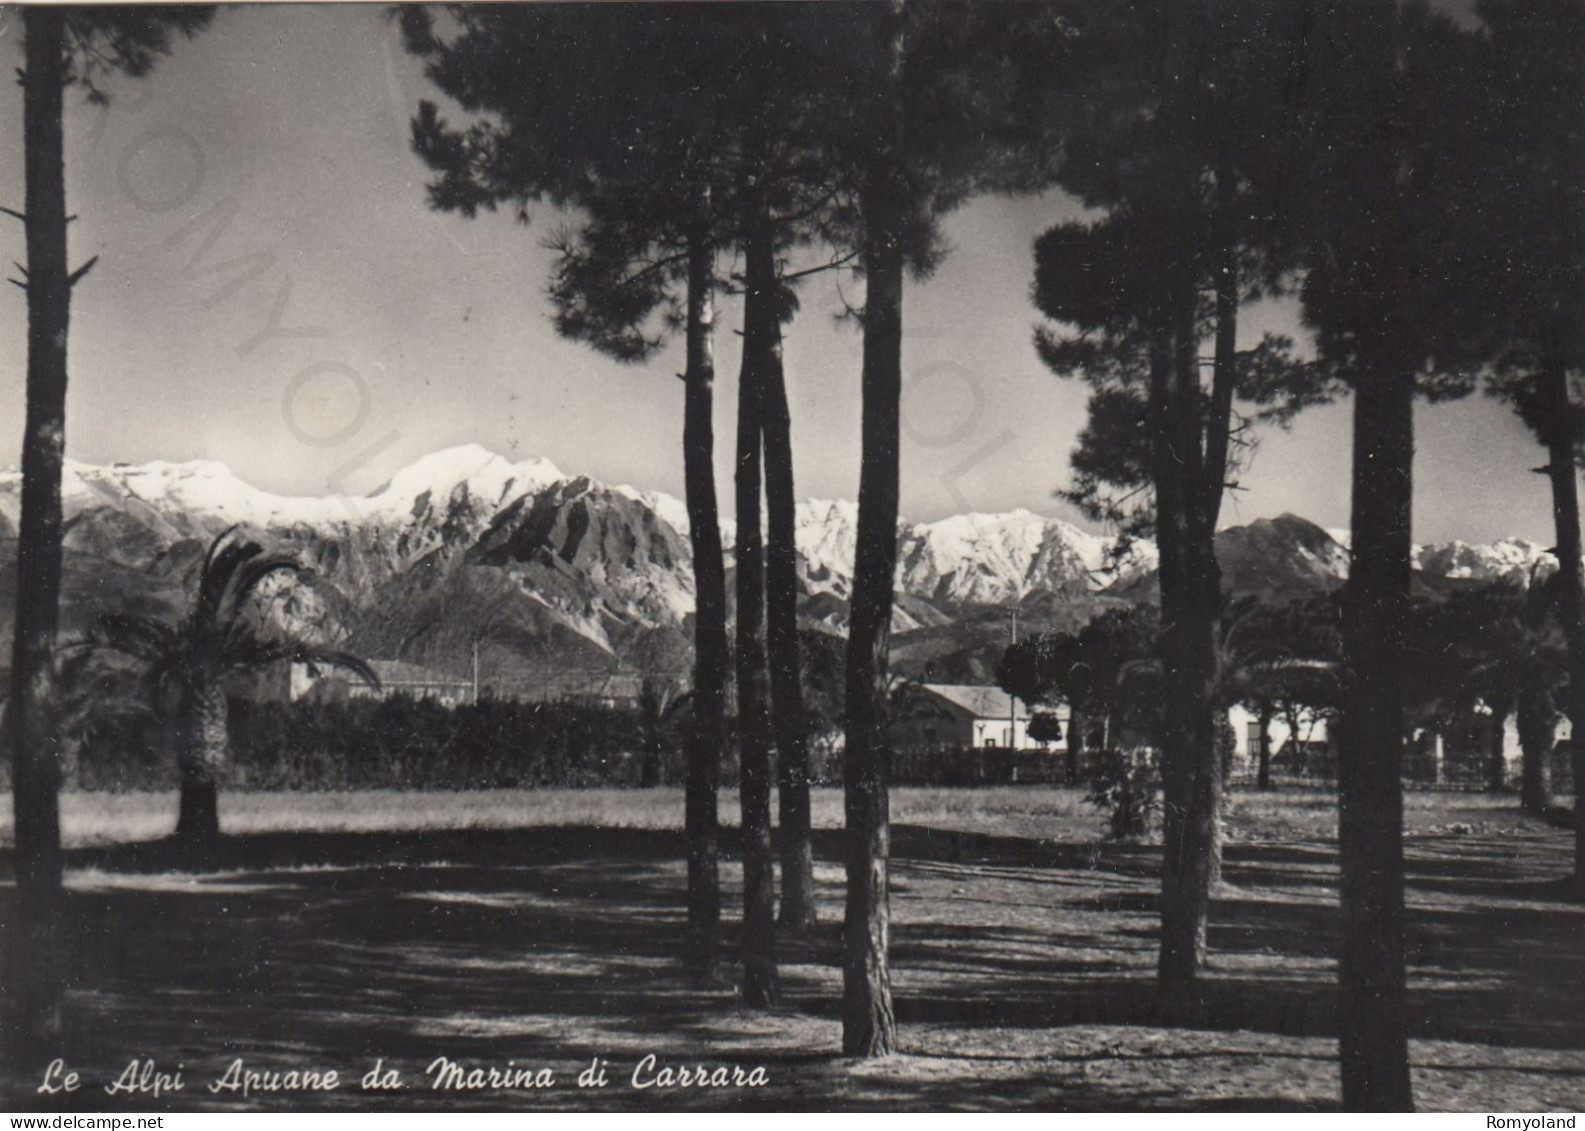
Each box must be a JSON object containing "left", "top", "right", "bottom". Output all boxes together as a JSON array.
[
  {"left": 1540, "top": 344, "right": 1585, "bottom": 891},
  {"left": 5, "top": 7, "right": 70, "bottom": 1052},
  {"left": 1256, "top": 705, "right": 1274, "bottom": 791},
  {"left": 1337, "top": 362, "right": 1415, "bottom": 1111},
  {"left": 755, "top": 214, "right": 817, "bottom": 933},
  {"left": 1200, "top": 231, "right": 1238, "bottom": 894},
  {"left": 682, "top": 215, "right": 726, "bottom": 979},
  {"left": 1485, "top": 700, "right": 1511, "bottom": 794},
  {"left": 1066, "top": 705, "right": 1085, "bottom": 785},
  {"left": 1148, "top": 5, "right": 1225, "bottom": 1014},
  {"left": 1152, "top": 267, "right": 1221, "bottom": 1021},
  {"left": 176, "top": 682, "right": 228, "bottom": 845},
  {"left": 1202, "top": 205, "right": 1241, "bottom": 533},
  {"left": 736, "top": 206, "right": 780, "bottom": 1008},
  {"left": 842, "top": 0, "right": 905, "bottom": 1058},
  {"left": 1518, "top": 686, "right": 1553, "bottom": 816}
]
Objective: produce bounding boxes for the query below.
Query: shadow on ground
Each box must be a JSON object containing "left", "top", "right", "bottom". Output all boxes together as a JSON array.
[{"left": 1, "top": 815, "right": 1580, "bottom": 1111}]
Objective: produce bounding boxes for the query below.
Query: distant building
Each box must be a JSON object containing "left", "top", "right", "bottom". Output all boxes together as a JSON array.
[
  {"left": 889, "top": 683, "right": 1064, "bottom": 751},
  {"left": 1228, "top": 703, "right": 1338, "bottom": 779},
  {"left": 291, "top": 658, "right": 475, "bottom": 708},
  {"left": 1228, "top": 700, "right": 1574, "bottom": 788}
]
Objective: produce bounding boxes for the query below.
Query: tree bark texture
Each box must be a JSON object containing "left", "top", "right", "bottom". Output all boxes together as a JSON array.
[
  {"left": 1337, "top": 362, "right": 1415, "bottom": 1112},
  {"left": 1486, "top": 701, "right": 1511, "bottom": 794},
  {"left": 1151, "top": 266, "right": 1222, "bottom": 1022},
  {"left": 1147, "top": 4, "right": 1225, "bottom": 1018},
  {"left": 1067, "top": 706, "right": 1086, "bottom": 785},
  {"left": 1540, "top": 346, "right": 1585, "bottom": 890},
  {"left": 736, "top": 207, "right": 780, "bottom": 1009},
  {"left": 1256, "top": 705, "right": 1274, "bottom": 791},
  {"left": 682, "top": 215, "right": 726, "bottom": 979},
  {"left": 175, "top": 682, "right": 229, "bottom": 845},
  {"left": 1518, "top": 687, "right": 1552, "bottom": 816},
  {"left": 756, "top": 212, "right": 817, "bottom": 932},
  {"left": 842, "top": 0, "right": 906, "bottom": 1057},
  {"left": 5, "top": 7, "right": 71, "bottom": 1055}
]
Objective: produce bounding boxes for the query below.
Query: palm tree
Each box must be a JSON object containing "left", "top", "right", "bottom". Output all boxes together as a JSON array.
[
  {"left": 1115, "top": 595, "right": 1341, "bottom": 861},
  {"left": 91, "top": 528, "right": 375, "bottom": 845},
  {"left": 637, "top": 678, "right": 689, "bottom": 788}
]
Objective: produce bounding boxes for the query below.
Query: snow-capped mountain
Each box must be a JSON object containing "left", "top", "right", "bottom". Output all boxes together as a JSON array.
[
  {"left": 1412, "top": 537, "right": 1554, "bottom": 586},
  {"left": 1104, "top": 513, "right": 1559, "bottom": 603},
  {"left": 0, "top": 446, "right": 1138, "bottom": 676},
  {"left": 793, "top": 499, "right": 860, "bottom": 597},
  {"left": 899, "top": 510, "right": 1103, "bottom": 604},
  {"left": 1322, "top": 525, "right": 1555, "bottom": 587},
  {"left": 787, "top": 503, "right": 1155, "bottom": 606}
]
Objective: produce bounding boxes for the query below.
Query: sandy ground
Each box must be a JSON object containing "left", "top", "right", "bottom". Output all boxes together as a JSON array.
[{"left": 1, "top": 787, "right": 1580, "bottom": 1112}]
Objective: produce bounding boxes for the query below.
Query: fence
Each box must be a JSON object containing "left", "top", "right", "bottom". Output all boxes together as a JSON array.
[
  {"left": 888, "top": 745, "right": 1072, "bottom": 786},
  {"left": 1225, "top": 745, "right": 1576, "bottom": 794}
]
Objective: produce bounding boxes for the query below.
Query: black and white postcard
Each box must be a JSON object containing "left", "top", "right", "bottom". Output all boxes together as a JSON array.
[{"left": 1, "top": 0, "right": 1582, "bottom": 1115}]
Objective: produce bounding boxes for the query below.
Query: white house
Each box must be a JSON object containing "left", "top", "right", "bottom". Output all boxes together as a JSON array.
[{"left": 889, "top": 683, "right": 1065, "bottom": 751}]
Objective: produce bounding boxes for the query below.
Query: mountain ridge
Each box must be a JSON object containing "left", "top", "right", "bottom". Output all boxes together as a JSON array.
[{"left": 0, "top": 447, "right": 1556, "bottom": 689}]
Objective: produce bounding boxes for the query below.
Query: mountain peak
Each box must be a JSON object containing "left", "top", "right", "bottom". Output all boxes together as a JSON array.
[
  {"left": 57, "top": 456, "right": 300, "bottom": 524},
  {"left": 367, "top": 445, "right": 563, "bottom": 515}
]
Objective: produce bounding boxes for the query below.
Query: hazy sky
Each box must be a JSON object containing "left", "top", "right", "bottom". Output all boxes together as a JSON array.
[{"left": 0, "top": 3, "right": 1563, "bottom": 544}]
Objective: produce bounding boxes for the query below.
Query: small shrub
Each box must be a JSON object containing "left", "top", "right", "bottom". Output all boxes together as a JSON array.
[
  {"left": 1028, "top": 712, "right": 1065, "bottom": 745},
  {"left": 1085, "top": 747, "right": 1160, "bottom": 839}
]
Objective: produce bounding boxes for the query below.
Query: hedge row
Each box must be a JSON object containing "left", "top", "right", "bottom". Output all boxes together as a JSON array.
[{"left": 67, "top": 696, "right": 660, "bottom": 792}]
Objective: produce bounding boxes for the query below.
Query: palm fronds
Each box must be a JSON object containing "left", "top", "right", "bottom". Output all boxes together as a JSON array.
[
  {"left": 194, "top": 524, "right": 258, "bottom": 630},
  {"left": 89, "top": 528, "right": 374, "bottom": 709},
  {"left": 225, "top": 639, "right": 380, "bottom": 690},
  {"left": 90, "top": 612, "right": 180, "bottom": 663}
]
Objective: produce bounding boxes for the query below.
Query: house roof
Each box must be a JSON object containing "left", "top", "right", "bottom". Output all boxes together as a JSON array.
[{"left": 919, "top": 683, "right": 1029, "bottom": 721}]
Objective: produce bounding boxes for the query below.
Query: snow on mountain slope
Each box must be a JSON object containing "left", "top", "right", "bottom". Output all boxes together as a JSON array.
[
  {"left": 1328, "top": 527, "right": 1554, "bottom": 585},
  {"left": 796, "top": 499, "right": 861, "bottom": 596},
  {"left": 613, "top": 482, "right": 693, "bottom": 542},
  {"left": 369, "top": 444, "right": 564, "bottom": 521},
  {"left": 899, "top": 510, "right": 1094, "bottom": 604},
  {"left": 1413, "top": 537, "right": 1553, "bottom": 584},
  {"left": 0, "top": 444, "right": 568, "bottom": 535},
  {"left": 6, "top": 445, "right": 1553, "bottom": 672},
  {"left": 0, "top": 445, "right": 1184, "bottom": 618}
]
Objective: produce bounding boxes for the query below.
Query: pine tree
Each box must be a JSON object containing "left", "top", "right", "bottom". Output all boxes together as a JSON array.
[
  {"left": 1469, "top": 0, "right": 1585, "bottom": 884},
  {"left": 402, "top": 4, "right": 741, "bottom": 979},
  {"left": 1032, "top": 0, "right": 1331, "bottom": 1018},
  {"left": 803, "top": 0, "right": 1068, "bottom": 1056},
  {"left": 1295, "top": 1, "right": 1489, "bottom": 1108}
]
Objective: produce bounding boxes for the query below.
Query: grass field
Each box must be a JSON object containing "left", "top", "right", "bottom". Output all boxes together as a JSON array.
[
  {"left": 1, "top": 785, "right": 1580, "bottom": 1112},
  {"left": 0, "top": 783, "right": 1546, "bottom": 846}
]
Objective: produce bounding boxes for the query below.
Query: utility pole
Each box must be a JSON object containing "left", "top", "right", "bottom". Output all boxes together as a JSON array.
[
  {"left": 1010, "top": 604, "right": 1019, "bottom": 749},
  {"left": 472, "top": 638, "right": 480, "bottom": 705}
]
